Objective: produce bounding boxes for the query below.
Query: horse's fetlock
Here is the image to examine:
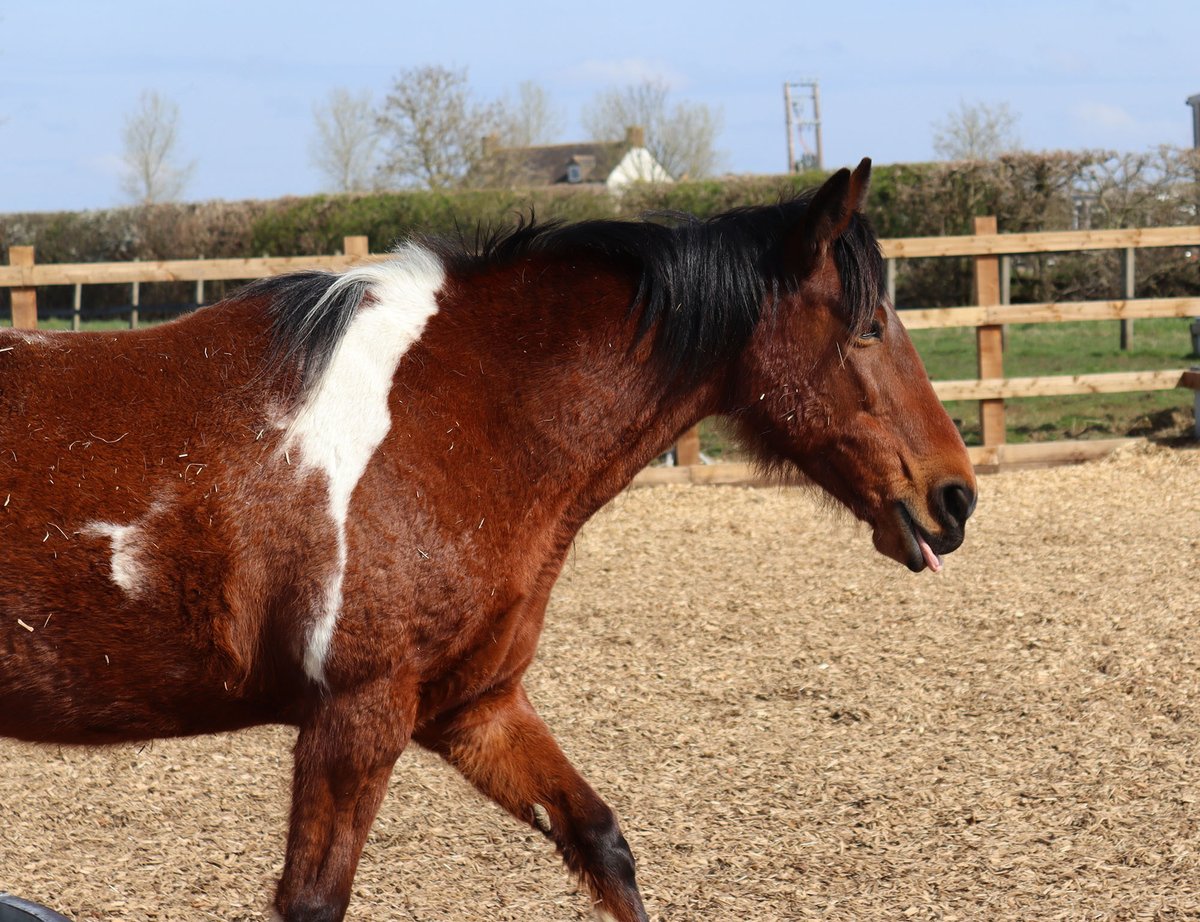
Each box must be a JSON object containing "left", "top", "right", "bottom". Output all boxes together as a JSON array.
[
  {"left": 279, "top": 903, "right": 345, "bottom": 922},
  {"left": 582, "top": 811, "right": 638, "bottom": 890}
]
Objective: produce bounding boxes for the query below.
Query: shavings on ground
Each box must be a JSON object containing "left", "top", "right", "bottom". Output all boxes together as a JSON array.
[{"left": 1, "top": 446, "right": 1198, "bottom": 921}]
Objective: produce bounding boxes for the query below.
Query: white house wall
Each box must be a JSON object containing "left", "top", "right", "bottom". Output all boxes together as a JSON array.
[{"left": 606, "top": 148, "right": 673, "bottom": 190}]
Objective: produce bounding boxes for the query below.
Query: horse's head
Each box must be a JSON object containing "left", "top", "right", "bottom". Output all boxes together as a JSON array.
[{"left": 728, "top": 159, "right": 976, "bottom": 572}]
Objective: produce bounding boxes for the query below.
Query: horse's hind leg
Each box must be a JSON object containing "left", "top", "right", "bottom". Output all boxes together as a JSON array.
[
  {"left": 416, "top": 682, "right": 648, "bottom": 922},
  {"left": 274, "top": 680, "right": 414, "bottom": 922}
]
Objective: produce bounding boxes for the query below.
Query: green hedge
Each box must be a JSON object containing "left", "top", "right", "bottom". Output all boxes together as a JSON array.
[{"left": 4, "top": 151, "right": 1199, "bottom": 320}]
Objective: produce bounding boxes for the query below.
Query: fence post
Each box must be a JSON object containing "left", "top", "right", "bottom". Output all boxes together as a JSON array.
[
  {"left": 344, "top": 235, "right": 369, "bottom": 261},
  {"left": 1120, "top": 247, "right": 1134, "bottom": 350},
  {"left": 9, "top": 246, "right": 36, "bottom": 329},
  {"left": 130, "top": 260, "right": 140, "bottom": 330},
  {"left": 999, "top": 253, "right": 1011, "bottom": 348},
  {"left": 676, "top": 425, "right": 702, "bottom": 466},
  {"left": 72, "top": 283, "right": 82, "bottom": 330},
  {"left": 1192, "top": 366, "right": 1200, "bottom": 441},
  {"left": 972, "top": 216, "right": 1005, "bottom": 451}
]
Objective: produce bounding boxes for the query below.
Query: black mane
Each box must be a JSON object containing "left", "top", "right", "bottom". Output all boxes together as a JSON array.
[
  {"left": 436, "top": 193, "right": 884, "bottom": 380},
  {"left": 251, "top": 191, "right": 884, "bottom": 396}
]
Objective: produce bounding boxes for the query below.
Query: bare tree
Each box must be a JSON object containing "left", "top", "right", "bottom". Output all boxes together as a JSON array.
[
  {"left": 376, "top": 65, "right": 503, "bottom": 189},
  {"left": 310, "top": 88, "right": 380, "bottom": 193},
  {"left": 582, "top": 79, "right": 723, "bottom": 179},
  {"left": 498, "top": 80, "right": 564, "bottom": 147},
  {"left": 120, "top": 90, "right": 194, "bottom": 205},
  {"left": 932, "top": 100, "right": 1021, "bottom": 161}
]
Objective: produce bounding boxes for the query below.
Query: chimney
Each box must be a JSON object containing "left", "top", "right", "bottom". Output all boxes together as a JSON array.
[
  {"left": 1188, "top": 95, "right": 1200, "bottom": 149},
  {"left": 625, "top": 125, "right": 645, "bottom": 148},
  {"left": 481, "top": 133, "right": 500, "bottom": 157}
]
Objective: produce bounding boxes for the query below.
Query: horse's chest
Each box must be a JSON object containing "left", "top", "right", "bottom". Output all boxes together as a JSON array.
[{"left": 329, "top": 519, "right": 555, "bottom": 699}]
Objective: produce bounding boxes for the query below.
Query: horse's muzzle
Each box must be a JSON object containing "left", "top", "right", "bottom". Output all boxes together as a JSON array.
[
  {"left": 891, "top": 479, "right": 976, "bottom": 573},
  {"left": 932, "top": 479, "right": 977, "bottom": 536}
]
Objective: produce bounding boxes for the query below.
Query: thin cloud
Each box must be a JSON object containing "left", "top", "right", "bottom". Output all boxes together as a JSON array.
[
  {"left": 90, "top": 152, "right": 126, "bottom": 179},
  {"left": 1073, "top": 101, "right": 1137, "bottom": 131},
  {"left": 568, "top": 58, "right": 687, "bottom": 89}
]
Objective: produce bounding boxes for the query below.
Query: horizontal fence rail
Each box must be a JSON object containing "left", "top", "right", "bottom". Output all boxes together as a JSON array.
[
  {"left": 931, "top": 369, "right": 1188, "bottom": 402},
  {"left": 899, "top": 296, "right": 1200, "bottom": 330},
  {"left": 880, "top": 225, "right": 1200, "bottom": 259},
  {"left": 0, "top": 253, "right": 369, "bottom": 287},
  {"left": 4, "top": 226, "right": 1199, "bottom": 472}
]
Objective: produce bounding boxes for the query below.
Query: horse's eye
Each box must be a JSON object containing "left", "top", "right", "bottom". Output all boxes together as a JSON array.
[{"left": 859, "top": 320, "right": 883, "bottom": 342}]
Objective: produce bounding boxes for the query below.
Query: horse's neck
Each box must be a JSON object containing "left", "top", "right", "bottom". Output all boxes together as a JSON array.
[{"left": 423, "top": 261, "right": 722, "bottom": 524}]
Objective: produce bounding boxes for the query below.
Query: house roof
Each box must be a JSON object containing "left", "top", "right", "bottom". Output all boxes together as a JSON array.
[
  {"left": 475, "top": 126, "right": 663, "bottom": 188},
  {"left": 482, "top": 139, "right": 629, "bottom": 187}
]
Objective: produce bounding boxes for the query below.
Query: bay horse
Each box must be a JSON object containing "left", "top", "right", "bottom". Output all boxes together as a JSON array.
[{"left": 0, "top": 159, "right": 976, "bottom": 921}]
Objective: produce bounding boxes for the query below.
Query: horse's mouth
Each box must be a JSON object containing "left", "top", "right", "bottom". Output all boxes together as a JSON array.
[
  {"left": 901, "top": 505, "right": 941, "bottom": 573},
  {"left": 882, "top": 503, "right": 962, "bottom": 573}
]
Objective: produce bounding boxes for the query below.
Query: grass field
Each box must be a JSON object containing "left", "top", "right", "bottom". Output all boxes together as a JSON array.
[
  {"left": 910, "top": 317, "right": 1198, "bottom": 444},
  {"left": 3, "top": 315, "right": 162, "bottom": 331}
]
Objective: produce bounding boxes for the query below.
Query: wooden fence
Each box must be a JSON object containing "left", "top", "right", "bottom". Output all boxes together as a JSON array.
[
  {"left": 887, "top": 218, "right": 1200, "bottom": 469},
  {"left": 4, "top": 226, "right": 1199, "bottom": 474}
]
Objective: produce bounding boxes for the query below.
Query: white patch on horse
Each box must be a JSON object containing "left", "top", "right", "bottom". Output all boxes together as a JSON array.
[
  {"left": 283, "top": 244, "right": 444, "bottom": 683},
  {"left": 81, "top": 522, "right": 146, "bottom": 597}
]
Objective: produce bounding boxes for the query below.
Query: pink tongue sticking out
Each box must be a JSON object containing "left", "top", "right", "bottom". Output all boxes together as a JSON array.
[{"left": 917, "top": 532, "right": 942, "bottom": 573}]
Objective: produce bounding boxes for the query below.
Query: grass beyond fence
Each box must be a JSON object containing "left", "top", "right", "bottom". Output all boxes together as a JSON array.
[{"left": 912, "top": 317, "right": 1198, "bottom": 444}]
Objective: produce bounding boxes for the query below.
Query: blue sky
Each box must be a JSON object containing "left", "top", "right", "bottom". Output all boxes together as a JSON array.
[{"left": 2, "top": 0, "right": 1197, "bottom": 213}]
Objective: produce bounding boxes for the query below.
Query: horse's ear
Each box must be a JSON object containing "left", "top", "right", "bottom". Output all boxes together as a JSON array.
[
  {"left": 791, "top": 158, "right": 872, "bottom": 271},
  {"left": 846, "top": 157, "right": 872, "bottom": 217},
  {"left": 807, "top": 158, "right": 872, "bottom": 241}
]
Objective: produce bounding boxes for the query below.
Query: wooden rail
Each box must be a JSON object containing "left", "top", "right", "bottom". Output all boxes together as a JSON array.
[
  {"left": 880, "top": 225, "right": 1200, "bottom": 259},
  {"left": 5, "top": 224, "right": 1199, "bottom": 472},
  {"left": 891, "top": 220, "right": 1199, "bottom": 466},
  {"left": 0, "top": 253, "right": 370, "bottom": 288},
  {"left": 899, "top": 297, "right": 1200, "bottom": 330},
  {"left": 932, "top": 369, "right": 1187, "bottom": 402}
]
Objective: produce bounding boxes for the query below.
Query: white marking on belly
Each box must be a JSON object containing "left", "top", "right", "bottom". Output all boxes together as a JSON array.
[
  {"left": 284, "top": 245, "right": 444, "bottom": 683},
  {"left": 81, "top": 521, "right": 146, "bottom": 597}
]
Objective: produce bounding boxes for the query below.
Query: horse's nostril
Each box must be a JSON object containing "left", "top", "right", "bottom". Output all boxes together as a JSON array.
[{"left": 938, "top": 482, "right": 976, "bottom": 529}]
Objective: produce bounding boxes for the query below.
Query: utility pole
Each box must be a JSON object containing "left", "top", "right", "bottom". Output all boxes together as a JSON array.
[
  {"left": 1187, "top": 95, "right": 1200, "bottom": 362},
  {"left": 783, "top": 83, "right": 796, "bottom": 175},
  {"left": 783, "top": 79, "right": 823, "bottom": 172}
]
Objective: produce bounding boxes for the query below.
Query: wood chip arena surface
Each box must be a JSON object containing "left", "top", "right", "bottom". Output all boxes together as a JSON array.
[{"left": 2, "top": 445, "right": 1199, "bottom": 921}]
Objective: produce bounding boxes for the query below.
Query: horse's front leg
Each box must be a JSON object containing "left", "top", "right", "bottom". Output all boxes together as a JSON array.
[
  {"left": 274, "top": 678, "right": 415, "bottom": 922},
  {"left": 416, "top": 683, "right": 648, "bottom": 922}
]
